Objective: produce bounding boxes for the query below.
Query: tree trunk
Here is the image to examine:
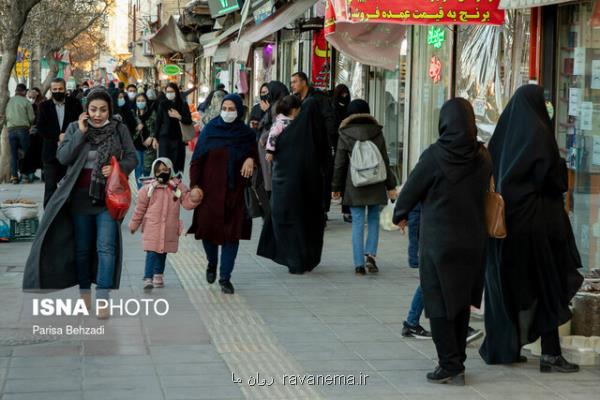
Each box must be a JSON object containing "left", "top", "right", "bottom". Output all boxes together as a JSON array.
[{"left": 30, "top": 42, "right": 42, "bottom": 90}]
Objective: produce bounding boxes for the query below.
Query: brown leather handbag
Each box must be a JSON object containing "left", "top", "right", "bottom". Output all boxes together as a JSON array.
[{"left": 485, "top": 176, "right": 507, "bottom": 239}]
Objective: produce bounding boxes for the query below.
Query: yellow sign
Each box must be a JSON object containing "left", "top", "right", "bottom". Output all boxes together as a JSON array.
[{"left": 15, "top": 61, "right": 29, "bottom": 78}]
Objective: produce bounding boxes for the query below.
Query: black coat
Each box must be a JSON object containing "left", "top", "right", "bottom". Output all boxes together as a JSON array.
[
  {"left": 257, "top": 98, "right": 327, "bottom": 273},
  {"left": 393, "top": 98, "right": 491, "bottom": 320},
  {"left": 479, "top": 85, "right": 583, "bottom": 364},
  {"left": 332, "top": 114, "right": 396, "bottom": 206},
  {"left": 155, "top": 99, "right": 192, "bottom": 173},
  {"left": 36, "top": 97, "right": 83, "bottom": 163}
]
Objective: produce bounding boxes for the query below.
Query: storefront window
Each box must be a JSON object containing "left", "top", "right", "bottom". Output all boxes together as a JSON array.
[
  {"left": 456, "top": 10, "right": 531, "bottom": 141},
  {"left": 557, "top": 0, "right": 600, "bottom": 272},
  {"left": 408, "top": 26, "right": 453, "bottom": 167},
  {"left": 335, "top": 52, "right": 367, "bottom": 100},
  {"left": 252, "top": 44, "right": 277, "bottom": 103}
]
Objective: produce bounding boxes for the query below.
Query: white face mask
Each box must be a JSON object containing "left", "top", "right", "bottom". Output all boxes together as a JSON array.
[
  {"left": 27, "top": 97, "right": 35, "bottom": 104},
  {"left": 127, "top": 91, "right": 137, "bottom": 100},
  {"left": 166, "top": 92, "right": 176, "bottom": 101},
  {"left": 146, "top": 90, "right": 156, "bottom": 100},
  {"left": 221, "top": 110, "right": 237, "bottom": 123}
]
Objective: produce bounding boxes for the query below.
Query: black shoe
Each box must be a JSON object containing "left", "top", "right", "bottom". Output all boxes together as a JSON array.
[
  {"left": 426, "top": 366, "right": 465, "bottom": 385},
  {"left": 402, "top": 321, "right": 432, "bottom": 339},
  {"left": 355, "top": 266, "right": 366, "bottom": 275},
  {"left": 540, "top": 355, "right": 579, "bottom": 373},
  {"left": 219, "top": 280, "right": 235, "bottom": 294},
  {"left": 206, "top": 263, "right": 217, "bottom": 284},
  {"left": 365, "top": 255, "right": 379, "bottom": 273},
  {"left": 466, "top": 327, "right": 484, "bottom": 344},
  {"left": 343, "top": 214, "right": 352, "bottom": 223}
]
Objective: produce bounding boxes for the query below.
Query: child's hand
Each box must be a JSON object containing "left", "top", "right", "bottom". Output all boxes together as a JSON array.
[
  {"left": 190, "top": 188, "right": 204, "bottom": 203},
  {"left": 265, "top": 153, "right": 273, "bottom": 163}
]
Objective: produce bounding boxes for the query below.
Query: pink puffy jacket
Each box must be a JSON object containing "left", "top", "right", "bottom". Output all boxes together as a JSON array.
[{"left": 129, "top": 179, "right": 200, "bottom": 253}]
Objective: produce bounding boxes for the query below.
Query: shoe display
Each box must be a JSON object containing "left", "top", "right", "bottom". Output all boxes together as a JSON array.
[
  {"left": 206, "top": 263, "right": 217, "bottom": 284},
  {"left": 220, "top": 280, "right": 235, "bottom": 294},
  {"left": 355, "top": 266, "right": 366, "bottom": 275},
  {"left": 466, "top": 327, "right": 484, "bottom": 344},
  {"left": 153, "top": 274, "right": 164, "bottom": 288},
  {"left": 426, "top": 366, "right": 465, "bottom": 385},
  {"left": 365, "top": 255, "right": 379, "bottom": 273},
  {"left": 540, "top": 355, "right": 579, "bottom": 373},
  {"left": 402, "top": 321, "right": 432, "bottom": 339}
]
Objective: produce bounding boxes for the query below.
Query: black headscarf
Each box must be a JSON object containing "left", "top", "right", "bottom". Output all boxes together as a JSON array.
[
  {"left": 488, "top": 84, "right": 559, "bottom": 217},
  {"left": 259, "top": 81, "right": 289, "bottom": 132},
  {"left": 347, "top": 99, "right": 370, "bottom": 116},
  {"left": 432, "top": 98, "right": 480, "bottom": 183}
]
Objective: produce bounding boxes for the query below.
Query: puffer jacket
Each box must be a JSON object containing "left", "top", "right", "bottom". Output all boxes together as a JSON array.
[
  {"left": 129, "top": 177, "right": 200, "bottom": 253},
  {"left": 332, "top": 113, "right": 397, "bottom": 206}
]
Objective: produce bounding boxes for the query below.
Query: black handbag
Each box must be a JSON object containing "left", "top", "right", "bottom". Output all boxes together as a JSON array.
[{"left": 245, "top": 168, "right": 270, "bottom": 219}]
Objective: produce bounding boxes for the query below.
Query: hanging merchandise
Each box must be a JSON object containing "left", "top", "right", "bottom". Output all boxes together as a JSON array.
[
  {"left": 238, "top": 64, "right": 249, "bottom": 94},
  {"left": 312, "top": 29, "right": 331, "bottom": 90}
]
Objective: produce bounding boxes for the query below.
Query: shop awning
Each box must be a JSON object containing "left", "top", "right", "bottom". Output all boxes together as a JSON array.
[
  {"left": 325, "top": 0, "right": 505, "bottom": 70},
  {"left": 149, "top": 16, "right": 200, "bottom": 56},
  {"left": 201, "top": 22, "right": 242, "bottom": 57},
  {"left": 229, "top": 0, "right": 319, "bottom": 63},
  {"left": 499, "top": 0, "right": 573, "bottom": 9}
]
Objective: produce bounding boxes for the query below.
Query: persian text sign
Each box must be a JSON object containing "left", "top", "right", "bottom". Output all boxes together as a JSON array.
[{"left": 325, "top": 0, "right": 504, "bottom": 28}]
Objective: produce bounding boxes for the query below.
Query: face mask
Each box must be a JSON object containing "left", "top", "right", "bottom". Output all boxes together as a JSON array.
[
  {"left": 52, "top": 92, "right": 66, "bottom": 102},
  {"left": 221, "top": 110, "right": 237, "bottom": 123},
  {"left": 545, "top": 101, "right": 554, "bottom": 120},
  {"left": 156, "top": 171, "right": 170, "bottom": 184},
  {"left": 260, "top": 94, "right": 269, "bottom": 102},
  {"left": 83, "top": 88, "right": 89, "bottom": 94},
  {"left": 117, "top": 98, "right": 126, "bottom": 107},
  {"left": 27, "top": 97, "right": 35, "bottom": 104},
  {"left": 166, "top": 92, "right": 176, "bottom": 101},
  {"left": 127, "top": 91, "right": 136, "bottom": 100},
  {"left": 88, "top": 119, "right": 110, "bottom": 128},
  {"left": 146, "top": 90, "right": 157, "bottom": 100},
  {"left": 339, "top": 96, "right": 350, "bottom": 107},
  {"left": 136, "top": 101, "right": 146, "bottom": 110}
]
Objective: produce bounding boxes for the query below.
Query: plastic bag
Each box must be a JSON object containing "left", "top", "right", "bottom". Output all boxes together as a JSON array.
[
  {"left": 105, "top": 156, "right": 131, "bottom": 221},
  {"left": 0, "top": 220, "right": 10, "bottom": 242},
  {"left": 1, "top": 201, "right": 39, "bottom": 222},
  {"left": 380, "top": 199, "right": 399, "bottom": 231}
]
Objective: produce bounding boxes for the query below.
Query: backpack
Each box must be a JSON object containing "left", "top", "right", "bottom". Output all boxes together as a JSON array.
[{"left": 350, "top": 140, "right": 387, "bottom": 187}]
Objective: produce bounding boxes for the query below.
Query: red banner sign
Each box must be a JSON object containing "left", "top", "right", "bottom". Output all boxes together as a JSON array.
[
  {"left": 312, "top": 29, "right": 331, "bottom": 90},
  {"left": 325, "top": 0, "right": 504, "bottom": 31}
]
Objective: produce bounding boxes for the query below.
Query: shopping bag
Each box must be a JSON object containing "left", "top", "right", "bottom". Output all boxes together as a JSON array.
[
  {"left": 179, "top": 121, "right": 196, "bottom": 143},
  {"left": 380, "top": 199, "right": 399, "bottom": 231},
  {"left": 105, "top": 156, "right": 131, "bottom": 221}
]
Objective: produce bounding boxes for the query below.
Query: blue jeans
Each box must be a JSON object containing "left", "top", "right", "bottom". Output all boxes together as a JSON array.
[
  {"left": 407, "top": 204, "right": 421, "bottom": 267},
  {"left": 73, "top": 209, "right": 118, "bottom": 299},
  {"left": 135, "top": 150, "right": 144, "bottom": 188},
  {"left": 202, "top": 240, "right": 240, "bottom": 282},
  {"left": 145, "top": 251, "right": 167, "bottom": 279},
  {"left": 350, "top": 205, "right": 380, "bottom": 267},
  {"left": 406, "top": 285, "right": 424, "bottom": 326},
  {"left": 9, "top": 128, "right": 30, "bottom": 178}
]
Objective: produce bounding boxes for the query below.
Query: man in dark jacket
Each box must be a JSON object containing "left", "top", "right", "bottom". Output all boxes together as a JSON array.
[
  {"left": 37, "top": 78, "right": 83, "bottom": 206},
  {"left": 291, "top": 72, "right": 336, "bottom": 215}
]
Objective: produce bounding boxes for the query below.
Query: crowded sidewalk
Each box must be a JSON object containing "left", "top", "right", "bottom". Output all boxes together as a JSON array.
[{"left": 0, "top": 167, "right": 598, "bottom": 400}]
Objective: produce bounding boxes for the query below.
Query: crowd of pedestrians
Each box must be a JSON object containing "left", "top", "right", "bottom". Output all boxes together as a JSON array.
[{"left": 16, "top": 75, "right": 584, "bottom": 384}]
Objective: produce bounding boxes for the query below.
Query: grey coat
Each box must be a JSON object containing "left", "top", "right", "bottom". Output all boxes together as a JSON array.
[
  {"left": 332, "top": 114, "right": 396, "bottom": 206},
  {"left": 22, "top": 117, "right": 137, "bottom": 291}
]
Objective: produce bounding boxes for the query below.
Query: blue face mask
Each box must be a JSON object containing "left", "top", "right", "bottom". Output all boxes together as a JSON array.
[
  {"left": 117, "top": 98, "right": 126, "bottom": 107},
  {"left": 136, "top": 101, "right": 146, "bottom": 110}
]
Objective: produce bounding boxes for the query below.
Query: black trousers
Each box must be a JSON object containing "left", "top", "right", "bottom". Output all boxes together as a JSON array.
[
  {"left": 429, "top": 307, "right": 471, "bottom": 372},
  {"left": 43, "top": 161, "right": 67, "bottom": 207},
  {"left": 540, "top": 329, "right": 561, "bottom": 356}
]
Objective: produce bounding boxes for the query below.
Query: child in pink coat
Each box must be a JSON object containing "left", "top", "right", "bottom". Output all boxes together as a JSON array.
[{"left": 129, "top": 157, "right": 203, "bottom": 289}]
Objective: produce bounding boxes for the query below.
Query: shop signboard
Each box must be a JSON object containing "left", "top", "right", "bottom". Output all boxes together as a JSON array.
[
  {"left": 253, "top": 0, "right": 274, "bottom": 24},
  {"left": 162, "top": 64, "right": 182, "bottom": 76},
  {"left": 312, "top": 29, "right": 331, "bottom": 90},
  {"left": 208, "top": 0, "right": 241, "bottom": 18}
]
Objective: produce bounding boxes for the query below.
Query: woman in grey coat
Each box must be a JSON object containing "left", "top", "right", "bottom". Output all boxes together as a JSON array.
[
  {"left": 332, "top": 100, "right": 397, "bottom": 275},
  {"left": 23, "top": 89, "right": 137, "bottom": 319}
]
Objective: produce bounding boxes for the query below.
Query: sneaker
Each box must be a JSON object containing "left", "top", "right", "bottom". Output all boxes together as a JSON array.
[
  {"left": 143, "top": 278, "right": 154, "bottom": 290},
  {"left": 365, "top": 255, "right": 379, "bottom": 273},
  {"left": 220, "top": 280, "right": 235, "bottom": 294},
  {"left": 153, "top": 274, "right": 164, "bottom": 288},
  {"left": 355, "top": 266, "right": 366, "bottom": 275},
  {"left": 10, "top": 176, "right": 19, "bottom": 184},
  {"left": 466, "top": 327, "right": 483, "bottom": 344},
  {"left": 402, "top": 321, "right": 432, "bottom": 339}
]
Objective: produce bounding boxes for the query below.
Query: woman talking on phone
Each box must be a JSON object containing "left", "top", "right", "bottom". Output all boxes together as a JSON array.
[
  {"left": 155, "top": 82, "right": 193, "bottom": 174},
  {"left": 23, "top": 88, "right": 137, "bottom": 319}
]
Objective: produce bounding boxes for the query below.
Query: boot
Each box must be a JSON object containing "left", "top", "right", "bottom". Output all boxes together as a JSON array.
[
  {"left": 80, "top": 292, "right": 92, "bottom": 313},
  {"left": 426, "top": 366, "right": 465, "bottom": 386},
  {"left": 540, "top": 355, "right": 579, "bottom": 373},
  {"left": 206, "top": 263, "right": 217, "bottom": 284},
  {"left": 96, "top": 307, "right": 110, "bottom": 320},
  {"left": 219, "top": 280, "right": 235, "bottom": 294}
]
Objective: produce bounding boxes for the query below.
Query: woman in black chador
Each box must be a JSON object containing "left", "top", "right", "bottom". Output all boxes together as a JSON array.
[
  {"left": 393, "top": 98, "right": 490, "bottom": 385},
  {"left": 479, "top": 84, "right": 583, "bottom": 373},
  {"left": 257, "top": 98, "right": 328, "bottom": 274}
]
